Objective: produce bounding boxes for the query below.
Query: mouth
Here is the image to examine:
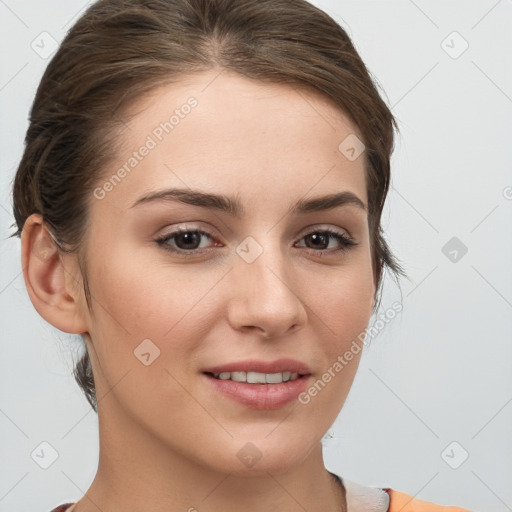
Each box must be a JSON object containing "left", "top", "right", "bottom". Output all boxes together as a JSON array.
[
  {"left": 201, "top": 359, "right": 312, "bottom": 410},
  {"left": 204, "top": 370, "right": 306, "bottom": 384}
]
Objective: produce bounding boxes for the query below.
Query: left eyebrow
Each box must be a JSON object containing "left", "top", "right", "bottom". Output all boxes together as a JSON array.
[
  {"left": 289, "top": 191, "right": 367, "bottom": 215},
  {"left": 129, "top": 188, "right": 367, "bottom": 216}
]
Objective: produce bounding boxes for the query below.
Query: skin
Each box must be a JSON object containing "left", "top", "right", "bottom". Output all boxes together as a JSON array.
[{"left": 22, "top": 68, "right": 377, "bottom": 512}]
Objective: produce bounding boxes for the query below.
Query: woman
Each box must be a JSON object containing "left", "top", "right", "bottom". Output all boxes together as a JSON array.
[{"left": 11, "top": 0, "right": 472, "bottom": 510}]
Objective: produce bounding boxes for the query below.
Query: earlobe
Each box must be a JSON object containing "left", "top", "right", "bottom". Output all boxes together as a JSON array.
[{"left": 21, "top": 213, "right": 88, "bottom": 335}]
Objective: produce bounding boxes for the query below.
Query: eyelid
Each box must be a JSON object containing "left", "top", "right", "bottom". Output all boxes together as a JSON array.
[
  {"left": 297, "top": 223, "right": 352, "bottom": 239},
  {"left": 157, "top": 222, "right": 352, "bottom": 244},
  {"left": 156, "top": 222, "right": 218, "bottom": 239},
  {"left": 154, "top": 222, "right": 357, "bottom": 258}
]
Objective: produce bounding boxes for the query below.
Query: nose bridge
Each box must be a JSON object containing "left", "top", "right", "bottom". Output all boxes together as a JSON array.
[
  {"left": 228, "top": 233, "right": 306, "bottom": 337},
  {"left": 236, "top": 233, "right": 290, "bottom": 292}
]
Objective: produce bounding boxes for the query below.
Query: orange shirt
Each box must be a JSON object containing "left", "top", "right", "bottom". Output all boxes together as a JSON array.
[
  {"left": 342, "top": 475, "right": 473, "bottom": 512},
  {"left": 387, "top": 488, "right": 472, "bottom": 511}
]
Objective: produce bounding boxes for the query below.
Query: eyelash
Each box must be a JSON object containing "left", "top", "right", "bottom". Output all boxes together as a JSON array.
[{"left": 154, "top": 227, "right": 358, "bottom": 258}]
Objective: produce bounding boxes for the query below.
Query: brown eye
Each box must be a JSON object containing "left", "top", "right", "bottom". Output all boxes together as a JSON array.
[
  {"left": 296, "top": 229, "right": 357, "bottom": 253},
  {"left": 173, "top": 231, "right": 203, "bottom": 250},
  {"left": 155, "top": 228, "right": 216, "bottom": 257}
]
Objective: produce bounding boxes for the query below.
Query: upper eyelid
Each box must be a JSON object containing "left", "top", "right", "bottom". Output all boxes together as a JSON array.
[
  {"left": 159, "top": 224, "right": 353, "bottom": 244},
  {"left": 161, "top": 223, "right": 350, "bottom": 235}
]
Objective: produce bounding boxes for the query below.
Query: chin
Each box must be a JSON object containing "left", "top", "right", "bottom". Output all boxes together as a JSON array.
[{"left": 201, "top": 433, "right": 317, "bottom": 477}]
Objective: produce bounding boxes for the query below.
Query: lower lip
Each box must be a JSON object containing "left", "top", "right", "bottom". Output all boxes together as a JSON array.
[{"left": 203, "top": 373, "right": 311, "bottom": 410}]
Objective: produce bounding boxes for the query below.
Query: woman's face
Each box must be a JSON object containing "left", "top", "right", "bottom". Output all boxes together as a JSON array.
[{"left": 76, "top": 69, "right": 375, "bottom": 475}]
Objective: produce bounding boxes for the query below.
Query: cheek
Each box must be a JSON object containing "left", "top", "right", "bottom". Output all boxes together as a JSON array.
[
  {"left": 294, "top": 265, "right": 372, "bottom": 430},
  {"left": 85, "top": 255, "right": 222, "bottom": 426},
  {"left": 299, "top": 254, "right": 374, "bottom": 410},
  {"left": 86, "top": 250, "right": 229, "bottom": 370},
  {"left": 310, "top": 256, "right": 375, "bottom": 345}
]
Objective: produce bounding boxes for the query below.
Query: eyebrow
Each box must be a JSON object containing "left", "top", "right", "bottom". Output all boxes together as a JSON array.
[{"left": 130, "top": 188, "right": 367, "bottom": 215}]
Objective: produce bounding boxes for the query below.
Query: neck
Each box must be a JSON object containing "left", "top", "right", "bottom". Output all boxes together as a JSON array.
[{"left": 73, "top": 405, "right": 346, "bottom": 512}]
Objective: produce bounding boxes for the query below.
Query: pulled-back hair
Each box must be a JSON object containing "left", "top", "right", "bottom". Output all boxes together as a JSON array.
[{"left": 11, "top": 0, "right": 405, "bottom": 412}]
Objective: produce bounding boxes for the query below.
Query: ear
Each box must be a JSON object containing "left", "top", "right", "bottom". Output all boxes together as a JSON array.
[{"left": 21, "top": 213, "right": 89, "bottom": 334}]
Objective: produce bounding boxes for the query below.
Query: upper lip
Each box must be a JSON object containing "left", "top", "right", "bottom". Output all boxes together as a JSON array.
[{"left": 202, "top": 358, "right": 312, "bottom": 375}]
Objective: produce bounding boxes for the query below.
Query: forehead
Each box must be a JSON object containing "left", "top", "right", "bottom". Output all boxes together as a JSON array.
[{"left": 94, "top": 69, "right": 367, "bottom": 216}]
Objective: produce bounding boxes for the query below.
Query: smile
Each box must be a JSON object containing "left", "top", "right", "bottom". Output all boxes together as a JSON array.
[{"left": 208, "top": 371, "right": 301, "bottom": 383}]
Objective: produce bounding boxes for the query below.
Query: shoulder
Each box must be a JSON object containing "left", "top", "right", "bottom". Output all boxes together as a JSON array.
[
  {"left": 49, "top": 484, "right": 473, "bottom": 512},
  {"left": 341, "top": 477, "right": 472, "bottom": 512},
  {"left": 386, "top": 488, "right": 472, "bottom": 512},
  {"left": 49, "top": 504, "right": 75, "bottom": 512}
]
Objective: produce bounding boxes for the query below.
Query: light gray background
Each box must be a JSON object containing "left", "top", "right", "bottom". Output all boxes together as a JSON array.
[{"left": 1, "top": 1, "right": 511, "bottom": 511}]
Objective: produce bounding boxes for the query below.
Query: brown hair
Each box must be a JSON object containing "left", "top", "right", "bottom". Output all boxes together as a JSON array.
[{"left": 10, "top": 0, "right": 406, "bottom": 413}]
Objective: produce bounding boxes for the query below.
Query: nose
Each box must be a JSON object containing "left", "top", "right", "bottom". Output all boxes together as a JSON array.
[{"left": 226, "top": 240, "right": 307, "bottom": 340}]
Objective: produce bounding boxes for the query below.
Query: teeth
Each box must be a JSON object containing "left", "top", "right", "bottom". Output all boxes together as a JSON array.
[
  {"left": 264, "top": 372, "right": 282, "bottom": 384},
  {"left": 211, "top": 371, "right": 302, "bottom": 383},
  {"left": 247, "top": 371, "right": 267, "bottom": 384},
  {"left": 231, "top": 371, "right": 247, "bottom": 382}
]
